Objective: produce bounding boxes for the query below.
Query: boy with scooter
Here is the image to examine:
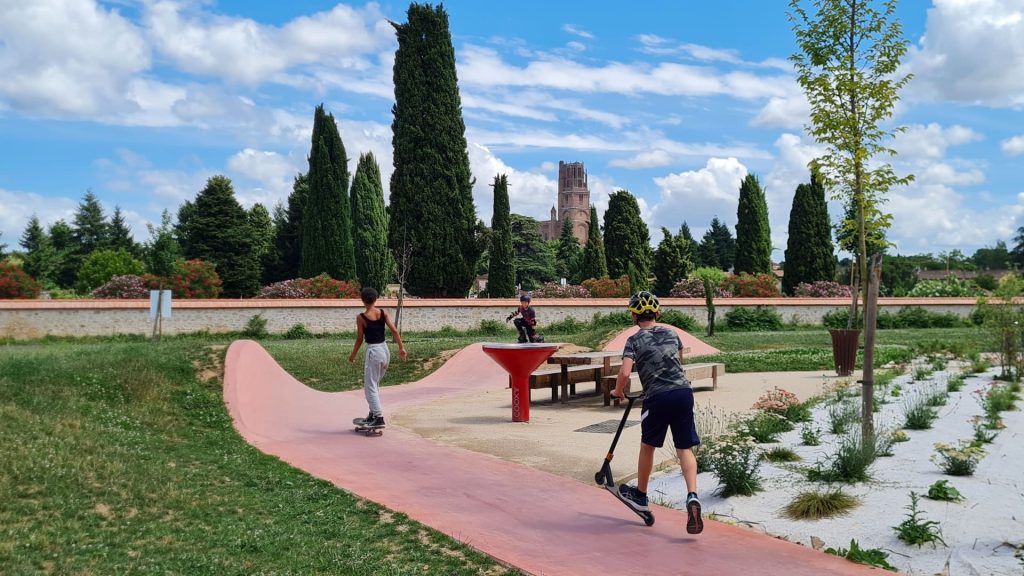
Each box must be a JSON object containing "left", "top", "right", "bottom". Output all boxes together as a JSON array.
[
  {"left": 610, "top": 291, "right": 703, "bottom": 534},
  {"left": 506, "top": 294, "right": 543, "bottom": 343}
]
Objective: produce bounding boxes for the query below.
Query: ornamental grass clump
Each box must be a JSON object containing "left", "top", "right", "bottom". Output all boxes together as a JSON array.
[
  {"left": 783, "top": 489, "right": 859, "bottom": 520},
  {"left": 932, "top": 442, "right": 985, "bottom": 476},
  {"left": 903, "top": 394, "right": 938, "bottom": 430},
  {"left": 807, "top": 430, "right": 880, "bottom": 483},
  {"left": 707, "top": 435, "right": 764, "bottom": 497},
  {"left": 736, "top": 411, "right": 793, "bottom": 443},
  {"left": 763, "top": 447, "right": 801, "bottom": 463},
  {"left": 827, "top": 401, "right": 860, "bottom": 435}
]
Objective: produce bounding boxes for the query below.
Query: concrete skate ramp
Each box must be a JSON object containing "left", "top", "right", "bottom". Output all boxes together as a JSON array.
[
  {"left": 224, "top": 337, "right": 873, "bottom": 576},
  {"left": 603, "top": 323, "right": 720, "bottom": 357}
]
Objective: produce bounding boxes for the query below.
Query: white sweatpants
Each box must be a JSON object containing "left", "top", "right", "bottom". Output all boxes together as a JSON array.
[{"left": 363, "top": 343, "right": 390, "bottom": 417}]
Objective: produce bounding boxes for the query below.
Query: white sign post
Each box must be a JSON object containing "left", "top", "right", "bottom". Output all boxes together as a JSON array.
[{"left": 149, "top": 290, "right": 172, "bottom": 340}]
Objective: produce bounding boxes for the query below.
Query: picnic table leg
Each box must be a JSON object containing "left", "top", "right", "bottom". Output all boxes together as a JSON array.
[{"left": 560, "top": 364, "right": 569, "bottom": 404}]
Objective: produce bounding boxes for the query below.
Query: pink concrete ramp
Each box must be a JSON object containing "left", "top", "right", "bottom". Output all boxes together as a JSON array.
[
  {"left": 224, "top": 339, "right": 874, "bottom": 576},
  {"left": 603, "top": 323, "right": 720, "bottom": 357}
]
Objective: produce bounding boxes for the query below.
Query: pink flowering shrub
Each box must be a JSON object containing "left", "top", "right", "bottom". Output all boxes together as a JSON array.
[
  {"left": 258, "top": 274, "right": 360, "bottom": 299},
  {"left": 258, "top": 279, "right": 312, "bottom": 298},
  {"left": 531, "top": 282, "right": 591, "bottom": 298},
  {"left": 752, "top": 387, "right": 801, "bottom": 415},
  {"left": 669, "top": 278, "right": 731, "bottom": 298},
  {"left": 794, "top": 281, "right": 852, "bottom": 298},
  {"left": 723, "top": 273, "right": 780, "bottom": 297},
  {"left": 92, "top": 275, "right": 150, "bottom": 299}
]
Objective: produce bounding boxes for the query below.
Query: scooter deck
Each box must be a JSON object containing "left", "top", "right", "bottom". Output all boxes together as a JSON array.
[{"left": 604, "top": 484, "right": 655, "bottom": 526}]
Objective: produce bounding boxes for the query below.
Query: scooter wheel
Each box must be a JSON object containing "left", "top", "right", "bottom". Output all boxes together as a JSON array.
[
  {"left": 594, "top": 471, "right": 603, "bottom": 484},
  {"left": 643, "top": 513, "right": 655, "bottom": 527}
]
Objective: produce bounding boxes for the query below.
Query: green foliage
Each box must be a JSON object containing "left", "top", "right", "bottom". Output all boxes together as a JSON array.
[
  {"left": 0, "top": 261, "right": 42, "bottom": 299},
  {"left": 579, "top": 205, "right": 608, "bottom": 282},
  {"left": 351, "top": 152, "right": 394, "bottom": 292},
  {"left": 107, "top": 206, "right": 139, "bottom": 257},
  {"left": 722, "top": 272, "right": 781, "bottom": 297},
  {"left": 903, "top": 396, "right": 938, "bottom": 430},
  {"left": 389, "top": 5, "right": 480, "bottom": 297},
  {"left": 785, "top": 401, "right": 814, "bottom": 423},
  {"left": 724, "top": 306, "right": 783, "bottom": 331},
  {"left": 907, "top": 277, "right": 986, "bottom": 297},
  {"left": 734, "top": 174, "right": 772, "bottom": 275},
  {"left": 301, "top": 104, "right": 355, "bottom": 281},
  {"left": 784, "top": 489, "right": 859, "bottom": 520},
  {"left": 19, "top": 215, "right": 59, "bottom": 286},
  {"left": 807, "top": 430, "right": 879, "bottom": 483},
  {"left": 693, "top": 266, "right": 727, "bottom": 336},
  {"left": 658, "top": 310, "right": 698, "bottom": 332},
  {"left": 947, "top": 374, "right": 965, "bottom": 392},
  {"left": 183, "top": 176, "right": 260, "bottom": 297},
  {"left": 510, "top": 214, "right": 556, "bottom": 291},
  {"left": 603, "top": 190, "right": 652, "bottom": 280},
  {"left": 893, "top": 492, "right": 946, "bottom": 548},
  {"left": 76, "top": 249, "right": 144, "bottom": 293},
  {"left": 698, "top": 217, "right": 736, "bottom": 271},
  {"left": 146, "top": 259, "right": 222, "bottom": 299},
  {"left": 926, "top": 479, "right": 964, "bottom": 502},
  {"left": 763, "top": 447, "right": 801, "bottom": 463},
  {"left": 143, "top": 210, "right": 182, "bottom": 279},
  {"left": 932, "top": 442, "right": 985, "bottom": 476},
  {"left": 71, "top": 190, "right": 111, "bottom": 256},
  {"left": 736, "top": 411, "right": 793, "bottom": 443},
  {"left": 800, "top": 424, "right": 821, "bottom": 446},
  {"left": 707, "top": 435, "right": 764, "bottom": 497},
  {"left": 823, "top": 306, "right": 962, "bottom": 329},
  {"left": 283, "top": 323, "right": 314, "bottom": 339},
  {"left": 475, "top": 319, "right": 505, "bottom": 336},
  {"left": 242, "top": 314, "right": 269, "bottom": 339},
  {"left": 542, "top": 317, "right": 586, "bottom": 334},
  {"left": 269, "top": 174, "right": 308, "bottom": 283},
  {"left": 555, "top": 214, "right": 582, "bottom": 284},
  {"left": 783, "top": 171, "right": 836, "bottom": 294},
  {"left": 248, "top": 203, "right": 276, "bottom": 283},
  {"left": 653, "top": 227, "right": 693, "bottom": 297},
  {"left": 824, "top": 539, "right": 897, "bottom": 572}
]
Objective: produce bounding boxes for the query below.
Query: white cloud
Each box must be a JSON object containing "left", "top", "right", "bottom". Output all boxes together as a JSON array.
[
  {"left": 651, "top": 157, "right": 749, "bottom": 232},
  {"left": 1002, "top": 135, "right": 1024, "bottom": 155},
  {"left": 893, "top": 123, "right": 982, "bottom": 159},
  {"left": 907, "top": 0, "right": 1024, "bottom": 106},
  {"left": 227, "top": 149, "right": 303, "bottom": 208},
  {"left": 0, "top": 0, "right": 150, "bottom": 116},
  {"left": 0, "top": 188, "right": 78, "bottom": 247},
  {"left": 562, "top": 24, "right": 594, "bottom": 39},
  {"left": 751, "top": 93, "right": 809, "bottom": 129},
  {"left": 918, "top": 163, "right": 985, "bottom": 187},
  {"left": 610, "top": 150, "right": 674, "bottom": 169},
  {"left": 468, "top": 143, "right": 558, "bottom": 225},
  {"left": 566, "top": 41, "right": 586, "bottom": 52}
]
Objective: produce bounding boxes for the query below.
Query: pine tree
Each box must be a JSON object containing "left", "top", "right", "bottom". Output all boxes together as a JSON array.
[
  {"left": 48, "top": 220, "right": 76, "bottom": 288},
  {"left": 734, "top": 174, "right": 773, "bottom": 275},
  {"left": 20, "top": 215, "right": 58, "bottom": 284},
  {"left": 351, "top": 152, "right": 394, "bottom": 291},
  {"left": 248, "top": 203, "right": 275, "bottom": 285},
  {"left": 186, "top": 176, "right": 260, "bottom": 297},
  {"left": 487, "top": 174, "right": 516, "bottom": 297},
  {"left": 653, "top": 227, "right": 693, "bottom": 296},
  {"left": 72, "top": 190, "right": 110, "bottom": 255},
  {"left": 510, "top": 214, "right": 556, "bottom": 291},
  {"left": 269, "top": 174, "right": 308, "bottom": 282},
  {"left": 143, "top": 210, "right": 181, "bottom": 278},
  {"left": 579, "top": 205, "right": 608, "bottom": 281},
  {"left": 108, "top": 206, "right": 139, "bottom": 257},
  {"left": 679, "top": 221, "right": 699, "bottom": 266},
  {"left": 175, "top": 201, "right": 196, "bottom": 258},
  {"left": 388, "top": 3, "right": 480, "bottom": 297},
  {"left": 700, "top": 217, "right": 736, "bottom": 271},
  {"left": 603, "top": 190, "right": 652, "bottom": 280},
  {"left": 556, "top": 215, "right": 582, "bottom": 283},
  {"left": 300, "top": 105, "right": 355, "bottom": 280},
  {"left": 783, "top": 171, "right": 836, "bottom": 294}
]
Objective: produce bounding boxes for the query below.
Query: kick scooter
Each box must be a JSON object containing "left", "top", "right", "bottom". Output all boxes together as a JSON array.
[{"left": 594, "top": 392, "right": 655, "bottom": 526}]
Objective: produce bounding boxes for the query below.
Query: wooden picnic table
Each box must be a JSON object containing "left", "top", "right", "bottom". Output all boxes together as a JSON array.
[{"left": 545, "top": 351, "right": 623, "bottom": 404}]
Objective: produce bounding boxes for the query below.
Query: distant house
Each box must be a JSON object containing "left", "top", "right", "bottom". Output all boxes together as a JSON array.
[{"left": 915, "top": 269, "right": 1011, "bottom": 281}]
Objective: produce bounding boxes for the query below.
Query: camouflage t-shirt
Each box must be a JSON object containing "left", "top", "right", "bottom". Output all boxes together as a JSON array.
[{"left": 622, "top": 326, "right": 690, "bottom": 398}]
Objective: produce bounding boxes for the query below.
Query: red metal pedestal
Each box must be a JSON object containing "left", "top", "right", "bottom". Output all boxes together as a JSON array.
[{"left": 482, "top": 343, "right": 560, "bottom": 422}]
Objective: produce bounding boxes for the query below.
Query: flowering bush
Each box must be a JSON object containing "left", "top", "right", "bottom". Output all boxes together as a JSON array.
[
  {"left": 91, "top": 275, "right": 150, "bottom": 299},
  {"left": 752, "top": 387, "right": 801, "bottom": 415},
  {"left": 669, "top": 278, "right": 730, "bottom": 298},
  {"left": 257, "top": 274, "right": 360, "bottom": 299},
  {"left": 0, "top": 261, "right": 42, "bottom": 299},
  {"left": 144, "top": 259, "right": 222, "bottom": 299},
  {"left": 581, "top": 275, "right": 631, "bottom": 298},
  {"left": 722, "top": 273, "right": 781, "bottom": 297},
  {"left": 907, "top": 276, "right": 985, "bottom": 297},
  {"left": 706, "top": 434, "right": 764, "bottom": 497},
  {"left": 530, "top": 282, "right": 591, "bottom": 298},
  {"left": 795, "top": 281, "right": 852, "bottom": 298},
  {"left": 932, "top": 441, "right": 985, "bottom": 476}
]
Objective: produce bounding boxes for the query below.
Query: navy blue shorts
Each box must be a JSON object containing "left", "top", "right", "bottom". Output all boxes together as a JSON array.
[{"left": 640, "top": 388, "right": 700, "bottom": 449}]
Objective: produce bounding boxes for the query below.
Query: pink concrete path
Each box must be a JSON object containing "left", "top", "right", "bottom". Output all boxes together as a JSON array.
[{"left": 224, "top": 339, "right": 876, "bottom": 576}]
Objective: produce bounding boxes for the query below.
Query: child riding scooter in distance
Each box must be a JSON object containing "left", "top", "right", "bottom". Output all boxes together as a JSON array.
[{"left": 506, "top": 294, "right": 544, "bottom": 343}]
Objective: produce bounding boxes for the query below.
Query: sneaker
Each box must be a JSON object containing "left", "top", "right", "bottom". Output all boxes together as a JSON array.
[
  {"left": 355, "top": 411, "right": 373, "bottom": 425},
  {"left": 685, "top": 492, "right": 703, "bottom": 534},
  {"left": 617, "top": 484, "right": 649, "bottom": 512},
  {"left": 365, "top": 415, "right": 385, "bottom": 428}
]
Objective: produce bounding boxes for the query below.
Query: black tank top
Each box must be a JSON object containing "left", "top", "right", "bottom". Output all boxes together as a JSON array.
[{"left": 362, "top": 311, "right": 386, "bottom": 344}]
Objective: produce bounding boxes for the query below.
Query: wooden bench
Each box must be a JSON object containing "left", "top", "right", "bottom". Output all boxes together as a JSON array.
[
  {"left": 525, "top": 362, "right": 622, "bottom": 403},
  {"left": 601, "top": 362, "right": 725, "bottom": 406}
]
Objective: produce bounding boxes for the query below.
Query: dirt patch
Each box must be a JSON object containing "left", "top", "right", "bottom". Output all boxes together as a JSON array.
[
  {"left": 417, "top": 348, "right": 460, "bottom": 373},
  {"left": 192, "top": 345, "right": 226, "bottom": 383},
  {"left": 554, "top": 343, "right": 592, "bottom": 355}
]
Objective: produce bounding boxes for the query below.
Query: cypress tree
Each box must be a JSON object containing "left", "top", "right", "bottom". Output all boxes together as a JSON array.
[
  {"left": 783, "top": 171, "right": 836, "bottom": 294},
  {"left": 301, "top": 105, "right": 355, "bottom": 280},
  {"left": 388, "top": 3, "right": 480, "bottom": 297},
  {"left": 603, "top": 189, "right": 652, "bottom": 280},
  {"left": 653, "top": 227, "right": 693, "bottom": 296},
  {"left": 187, "top": 175, "right": 260, "bottom": 297},
  {"left": 20, "top": 215, "right": 58, "bottom": 284},
  {"left": 734, "top": 174, "right": 773, "bottom": 275},
  {"left": 556, "top": 215, "right": 582, "bottom": 283},
  {"left": 351, "top": 152, "right": 394, "bottom": 291},
  {"left": 487, "top": 174, "right": 516, "bottom": 297},
  {"left": 248, "top": 203, "right": 275, "bottom": 285},
  {"left": 269, "top": 174, "right": 308, "bottom": 282},
  {"left": 579, "top": 205, "right": 608, "bottom": 281},
  {"left": 679, "top": 221, "right": 699, "bottom": 266},
  {"left": 108, "top": 206, "right": 139, "bottom": 257}
]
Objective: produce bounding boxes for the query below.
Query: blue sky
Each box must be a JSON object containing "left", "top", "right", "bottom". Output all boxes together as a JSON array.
[{"left": 2, "top": 0, "right": 1023, "bottom": 261}]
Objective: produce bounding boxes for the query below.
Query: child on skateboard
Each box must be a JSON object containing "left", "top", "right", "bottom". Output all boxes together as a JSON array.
[
  {"left": 506, "top": 293, "right": 541, "bottom": 343},
  {"left": 610, "top": 291, "right": 703, "bottom": 534},
  {"left": 348, "top": 287, "right": 407, "bottom": 430}
]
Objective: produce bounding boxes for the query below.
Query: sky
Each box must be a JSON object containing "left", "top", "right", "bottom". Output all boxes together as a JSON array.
[{"left": 2, "top": 0, "right": 1024, "bottom": 261}]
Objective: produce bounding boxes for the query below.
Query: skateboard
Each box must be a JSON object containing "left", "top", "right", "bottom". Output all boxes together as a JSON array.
[{"left": 353, "top": 417, "right": 384, "bottom": 436}]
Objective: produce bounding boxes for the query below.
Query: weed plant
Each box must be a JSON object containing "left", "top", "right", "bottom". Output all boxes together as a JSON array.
[
  {"left": 283, "top": 323, "right": 313, "bottom": 339},
  {"left": 914, "top": 367, "right": 933, "bottom": 381},
  {"left": 763, "top": 447, "right": 801, "bottom": 463},
  {"left": 242, "top": 313, "right": 269, "bottom": 338},
  {"left": 783, "top": 489, "right": 859, "bottom": 520},
  {"left": 903, "top": 395, "right": 938, "bottom": 430},
  {"left": 971, "top": 417, "right": 998, "bottom": 444},
  {"left": 807, "top": 431, "right": 879, "bottom": 483},
  {"left": 925, "top": 392, "right": 948, "bottom": 407},
  {"left": 947, "top": 374, "right": 965, "bottom": 392},
  {"left": 827, "top": 401, "right": 860, "bottom": 435},
  {"left": 824, "top": 540, "right": 897, "bottom": 572},
  {"left": 893, "top": 492, "right": 946, "bottom": 548},
  {"left": 736, "top": 412, "right": 793, "bottom": 443},
  {"left": 926, "top": 480, "right": 964, "bottom": 502},
  {"left": 800, "top": 424, "right": 821, "bottom": 446},
  {"left": 784, "top": 401, "right": 813, "bottom": 423}
]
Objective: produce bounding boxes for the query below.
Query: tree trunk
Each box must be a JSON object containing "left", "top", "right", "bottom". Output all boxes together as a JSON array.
[{"left": 861, "top": 254, "right": 882, "bottom": 445}]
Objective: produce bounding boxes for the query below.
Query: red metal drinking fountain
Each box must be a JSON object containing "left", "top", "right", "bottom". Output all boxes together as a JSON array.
[{"left": 481, "top": 343, "right": 561, "bottom": 422}]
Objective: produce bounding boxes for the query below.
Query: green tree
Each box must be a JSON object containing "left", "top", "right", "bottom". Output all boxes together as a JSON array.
[
  {"left": 76, "top": 249, "right": 144, "bottom": 292},
  {"left": 679, "top": 221, "right": 700, "bottom": 266},
  {"left": 555, "top": 215, "right": 582, "bottom": 284},
  {"left": 185, "top": 176, "right": 260, "bottom": 297},
  {"left": 144, "top": 210, "right": 182, "bottom": 278},
  {"left": 48, "top": 220, "right": 76, "bottom": 288},
  {"left": 880, "top": 253, "right": 918, "bottom": 296},
  {"left": 734, "top": 174, "right": 773, "bottom": 275},
  {"left": 487, "top": 174, "right": 516, "bottom": 297},
  {"left": 108, "top": 206, "right": 139, "bottom": 257},
  {"left": 693, "top": 267, "right": 726, "bottom": 336},
  {"left": 603, "top": 190, "right": 652, "bottom": 281},
  {"left": 72, "top": 190, "right": 111, "bottom": 255},
  {"left": 351, "top": 152, "right": 394, "bottom": 291},
  {"left": 248, "top": 203, "right": 275, "bottom": 285},
  {"left": 175, "top": 201, "right": 197, "bottom": 258},
  {"left": 790, "top": 0, "right": 913, "bottom": 313},
  {"left": 699, "top": 217, "right": 736, "bottom": 271},
  {"left": 510, "top": 214, "right": 556, "bottom": 291},
  {"left": 300, "top": 104, "right": 355, "bottom": 280},
  {"left": 782, "top": 171, "right": 836, "bottom": 294},
  {"left": 0, "top": 231, "right": 6, "bottom": 260},
  {"left": 19, "top": 215, "right": 57, "bottom": 285},
  {"left": 388, "top": 3, "right": 481, "bottom": 297},
  {"left": 269, "top": 174, "right": 308, "bottom": 282},
  {"left": 653, "top": 227, "right": 693, "bottom": 296},
  {"left": 972, "top": 241, "right": 1011, "bottom": 271},
  {"left": 579, "top": 205, "right": 608, "bottom": 281}
]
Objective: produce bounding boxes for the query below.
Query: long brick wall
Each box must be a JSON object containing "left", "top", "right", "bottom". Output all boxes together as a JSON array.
[{"left": 0, "top": 298, "right": 980, "bottom": 340}]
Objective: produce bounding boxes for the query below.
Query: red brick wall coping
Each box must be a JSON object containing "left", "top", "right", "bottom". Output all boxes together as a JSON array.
[{"left": 0, "top": 297, "right": 983, "bottom": 310}]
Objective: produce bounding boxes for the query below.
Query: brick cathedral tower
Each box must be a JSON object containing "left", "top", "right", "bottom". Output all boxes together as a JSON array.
[{"left": 540, "top": 161, "right": 590, "bottom": 245}]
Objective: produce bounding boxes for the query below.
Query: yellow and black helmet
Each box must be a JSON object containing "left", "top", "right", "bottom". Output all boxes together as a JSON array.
[{"left": 627, "top": 291, "right": 660, "bottom": 315}]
